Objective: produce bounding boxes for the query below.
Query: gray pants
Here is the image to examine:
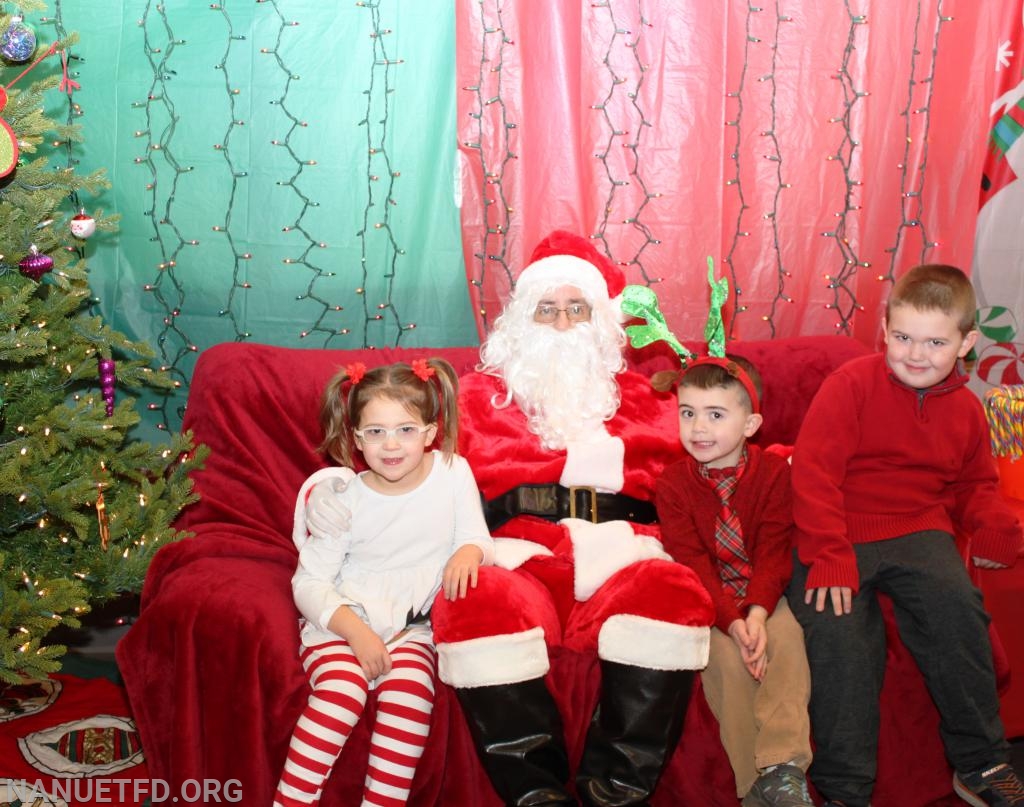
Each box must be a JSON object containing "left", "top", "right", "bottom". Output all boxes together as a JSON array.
[{"left": 786, "top": 531, "right": 1008, "bottom": 807}]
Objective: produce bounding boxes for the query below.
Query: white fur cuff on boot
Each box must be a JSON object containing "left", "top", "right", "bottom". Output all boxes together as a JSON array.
[
  {"left": 599, "top": 614, "right": 710, "bottom": 671},
  {"left": 437, "top": 626, "right": 550, "bottom": 688}
]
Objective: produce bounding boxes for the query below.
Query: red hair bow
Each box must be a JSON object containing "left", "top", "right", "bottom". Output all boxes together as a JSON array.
[
  {"left": 411, "top": 359, "right": 435, "bottom": 382},
  {"left": 346, "top": 362, "right": 367, "bottom": 385}
]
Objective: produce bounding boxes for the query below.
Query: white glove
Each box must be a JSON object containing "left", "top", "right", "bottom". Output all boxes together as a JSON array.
[{"left": 305, "top": 475, "right": 353, "bottom": 540}]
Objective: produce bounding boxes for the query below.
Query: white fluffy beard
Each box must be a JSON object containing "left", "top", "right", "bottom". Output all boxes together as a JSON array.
[{"left": 483, "top": 321, "right": 623, "bottom": 451}]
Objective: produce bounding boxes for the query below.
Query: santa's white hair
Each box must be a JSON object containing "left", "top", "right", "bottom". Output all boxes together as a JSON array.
[{"left": 479, "top": 282, "right": 627, "bottom": 450}]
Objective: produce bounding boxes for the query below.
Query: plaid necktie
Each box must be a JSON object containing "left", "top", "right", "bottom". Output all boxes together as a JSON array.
[{"left": 700, "top": 451, "right": 752, "bottom": 599}]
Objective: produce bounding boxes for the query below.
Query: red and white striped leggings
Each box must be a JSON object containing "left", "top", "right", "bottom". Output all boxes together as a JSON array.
[{"left": 273, "top": 638, "right": 436, "bottom": 807}]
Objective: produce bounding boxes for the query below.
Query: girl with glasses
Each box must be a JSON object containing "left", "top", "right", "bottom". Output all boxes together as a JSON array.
[{"left": 274, "top": 358, "right": 494, "bottom": 807}]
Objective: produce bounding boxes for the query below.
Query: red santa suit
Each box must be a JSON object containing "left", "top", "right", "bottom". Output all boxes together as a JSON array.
[
  {"left": 429, "top": 229, "right": 714, "bottom": 807},
  {"left": 432, "top": 368, "right": 714, "bottom": 686}
]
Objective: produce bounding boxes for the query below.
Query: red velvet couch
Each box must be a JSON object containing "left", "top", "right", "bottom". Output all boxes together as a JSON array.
[{"left": 116, "top": 335, "right": 1020, "bottom": 807}]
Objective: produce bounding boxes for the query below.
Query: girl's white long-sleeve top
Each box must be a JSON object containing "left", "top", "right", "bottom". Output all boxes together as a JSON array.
[{"left": 292, "top": 452, "right": 495, "bottom": 647}]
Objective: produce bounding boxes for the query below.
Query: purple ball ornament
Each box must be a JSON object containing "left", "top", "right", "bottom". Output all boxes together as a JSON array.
[
  {"left": 98, "top": 357, "right": 116, "bottom": 416},
  {"left": 1, "top": 16, "right": 36, "bottom": 64},
  {"left": 18, "top": 245, "right": 54, "bottom": 281}
]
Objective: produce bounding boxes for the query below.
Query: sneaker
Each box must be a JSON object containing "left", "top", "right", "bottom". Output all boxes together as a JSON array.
[
  {"left": 953, "top": 763, "right": 1024, "bottom": 806},
  {"left": 741, "top": 764, "right": 814, "bottom": 807}
]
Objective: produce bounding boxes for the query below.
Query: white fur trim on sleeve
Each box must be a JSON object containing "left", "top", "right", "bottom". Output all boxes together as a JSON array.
[
  {"left": 292, "top": 467, "right": 356, "bottom": 551},
  {"left": 564, "top": 518, "right": 671, "bottom": 601},
  {"left": 437, "top": 627, "right": 550, "bottom": 688},
  {"left": 599, "top": 615, "right": 710, "bottom": 671},
  {"left": 492, "top": 538, "right": 554, "bottom": 570}
]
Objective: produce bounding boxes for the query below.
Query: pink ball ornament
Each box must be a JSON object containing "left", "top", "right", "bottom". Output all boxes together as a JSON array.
[
  {"left": 71, "top": 209, "right": 96, "bottom": 239},
  {"left": 18, "top": 245, "right": 54, "bottom": 281}
]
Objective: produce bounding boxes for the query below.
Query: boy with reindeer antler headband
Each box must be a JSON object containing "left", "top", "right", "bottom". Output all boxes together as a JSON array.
[{"left": 627, "top": 264, "right": 814, "bottom": 807}]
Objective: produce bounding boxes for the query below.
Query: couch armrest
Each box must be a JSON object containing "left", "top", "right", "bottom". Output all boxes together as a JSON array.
[{"left": 117, "top": 540, "right": 306, "bottom": 802}]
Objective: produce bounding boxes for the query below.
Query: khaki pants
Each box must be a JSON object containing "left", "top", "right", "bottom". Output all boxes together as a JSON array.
[{"left": 700, "top": 597, "right": 812, "bottom": 797}]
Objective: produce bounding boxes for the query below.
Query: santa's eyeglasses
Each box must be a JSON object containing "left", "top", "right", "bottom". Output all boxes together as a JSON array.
[{"left": 533, "top": 302, "right": 592, "bottom": 324}]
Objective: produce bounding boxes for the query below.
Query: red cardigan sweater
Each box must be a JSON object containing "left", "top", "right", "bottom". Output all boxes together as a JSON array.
[
  {"left": 656, "top": 445, "right": 794, "bottom": 633},
  {"left": 791, "top": 353, "right": 1022, "bottom": 592}
]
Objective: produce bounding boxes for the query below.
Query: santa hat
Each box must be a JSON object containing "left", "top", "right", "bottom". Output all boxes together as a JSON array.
[{"left": 515, "top": 230, "right": 626, "bottom": 304}]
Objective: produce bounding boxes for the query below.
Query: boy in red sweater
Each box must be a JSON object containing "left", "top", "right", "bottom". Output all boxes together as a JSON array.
[
  {"left": 788, "top": 264, "right": 1024, "bottom": 807},
  {"left": 656, "top": 356, "right": 813, "bottom": 807}
]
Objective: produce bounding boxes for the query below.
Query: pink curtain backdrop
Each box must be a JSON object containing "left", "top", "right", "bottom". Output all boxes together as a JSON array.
[{"left": 456, "top": 0, "right": 1008, "bottom": 348}]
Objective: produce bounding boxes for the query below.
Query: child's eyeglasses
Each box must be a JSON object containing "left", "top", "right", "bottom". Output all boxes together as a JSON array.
[
  {"left": 533, "top": 302, "right": 592, "bottom": 323},
  {"left": 354, "top": 425, "right": 432, "bottom": 444}
]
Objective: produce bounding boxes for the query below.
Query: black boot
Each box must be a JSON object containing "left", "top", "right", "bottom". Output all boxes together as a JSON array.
[
  {"left": 576, "top": 660, "right": 695, "bottom": 807},
  {"left": 456, "top": 678, "right": 577, "bottom": 807}
]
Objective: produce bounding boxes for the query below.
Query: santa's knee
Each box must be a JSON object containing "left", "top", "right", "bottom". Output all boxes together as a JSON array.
[
  {"left": 607, "top": 558, "right": 713, "bottom": 619},
  {"left": 433, "top": 566, "right": 562, "bottom": 688}
]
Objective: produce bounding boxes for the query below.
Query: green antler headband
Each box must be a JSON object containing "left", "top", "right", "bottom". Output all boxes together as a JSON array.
[{"left": 621, "top": 257, "right": 760, "bottom": 414}]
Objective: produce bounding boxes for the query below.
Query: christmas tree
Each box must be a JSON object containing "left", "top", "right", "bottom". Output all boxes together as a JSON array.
[{"left": 0, "top": 3, "right": 204, "bottom": 683}]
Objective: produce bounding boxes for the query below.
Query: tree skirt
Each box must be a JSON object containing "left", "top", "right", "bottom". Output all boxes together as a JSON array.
[{"left": 0, "top": 674, "right": 149, "bottom": 807}]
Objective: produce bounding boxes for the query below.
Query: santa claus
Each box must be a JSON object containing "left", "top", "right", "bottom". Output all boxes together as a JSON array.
[{"left": 307, "top": 230, "right": 714, "bottom": 806}]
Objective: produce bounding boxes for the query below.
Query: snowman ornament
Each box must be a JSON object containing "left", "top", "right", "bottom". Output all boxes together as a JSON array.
[{"left": 70, "top": 208, "right": 96, "bottom": 239}]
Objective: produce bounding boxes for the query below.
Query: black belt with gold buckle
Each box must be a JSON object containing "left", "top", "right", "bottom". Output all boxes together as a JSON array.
[{"left": 482, "top": 483, "right": 657, "bottom": 531}]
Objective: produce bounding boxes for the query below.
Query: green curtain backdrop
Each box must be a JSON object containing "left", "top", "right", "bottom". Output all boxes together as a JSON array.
[{"left": 55, "top": 1, "right": 475, "bottom": 438}]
